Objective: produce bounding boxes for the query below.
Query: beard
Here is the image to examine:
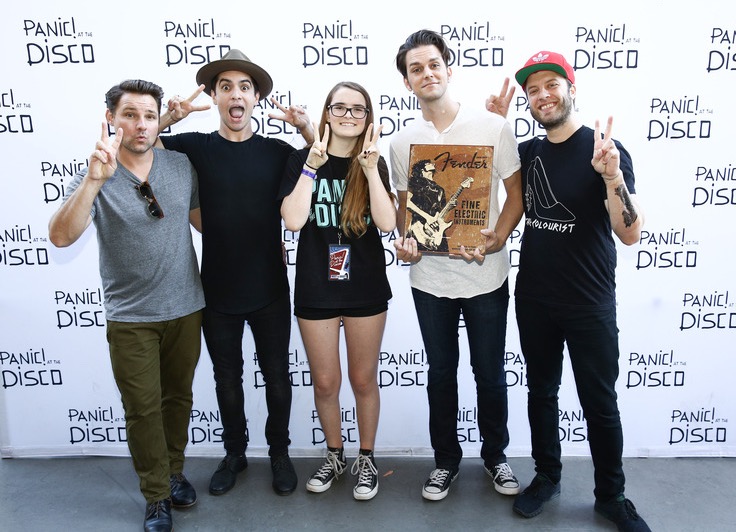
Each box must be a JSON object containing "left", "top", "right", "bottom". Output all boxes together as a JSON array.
[{"left": 530, "top": 91, "right": 574, "bottom": 131}]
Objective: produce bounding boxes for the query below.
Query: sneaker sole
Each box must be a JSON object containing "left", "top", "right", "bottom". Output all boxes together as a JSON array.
[
  {"left": 421, "top": 472, "right": 458, "bottom": 501},
  {"left": 483, "top": 466, "right": 521, "bottom": 496},
  {"left": 353, "top": 482, "right": 378, "bottom": 501},
  {"left": 306, "top": 479, "right": 334, "bottom": 493}
]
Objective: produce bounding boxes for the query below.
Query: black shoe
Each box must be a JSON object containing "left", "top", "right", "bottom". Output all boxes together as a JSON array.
[
  {"left": 169, "top": 472, "right": 197, "bottom": 508},
  {"left": 209, "top": 454, "right": 248, "bottom": 495},
  {"left": 144, "top": 498, "right": 172, "bottom": 532},
  {"left": 271, "top": 454, "right": 297, "bottom": 495},
  {"left": 513, "top": 474, "right": 561, "bottom": 518},
  {"left": 421, "top": 468, "right": 459, "bottom": 501},
  {"left": 595, "top": 496, "right": 652, "bottom": 531}
]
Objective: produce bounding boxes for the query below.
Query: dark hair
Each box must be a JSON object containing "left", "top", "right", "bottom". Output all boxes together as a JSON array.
[
  {"left": 315, "top": 81, "right": 394, "bottom": 238},
  {"left": 395, "top": 29, "right": 450, "bottom": 78},
  {"left": 105, "top": 79, "right": 164, "bottom": 115},
  {"left": 410, "top": 159, "right": 433, "bottom": 182}
]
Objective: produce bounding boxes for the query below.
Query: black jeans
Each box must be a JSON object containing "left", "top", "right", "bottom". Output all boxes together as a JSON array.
[
  {"left": 515, "top": 297, "right": 625, "bottom": 501},
  {"left": 412, "top": 282, "right": 511, "bottom": 472},
  {"left": 203, "top": 293, "right": 292, "bottom": 458}
]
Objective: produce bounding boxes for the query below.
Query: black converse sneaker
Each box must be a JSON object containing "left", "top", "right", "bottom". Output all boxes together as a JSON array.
[
  {"left": 306, "top": 448, "right": 346, "bottom": 493},
  {"left": 485, "top": 462, "right": 521, "bottom": 495},
  {"left": 351, "top": 451, "right": 378, "bottom": 501},
  {"left": 422, "top": 468, "right": 458, "bottom": 501}
]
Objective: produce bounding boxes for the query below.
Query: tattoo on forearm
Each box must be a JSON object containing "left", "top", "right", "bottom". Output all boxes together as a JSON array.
[{"left": 615, "top": 184, "right": 638, "bottom": 227}]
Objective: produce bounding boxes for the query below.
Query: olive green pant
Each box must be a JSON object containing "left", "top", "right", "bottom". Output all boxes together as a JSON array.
[{"left": 107, "top": 310, "right": 202, "bottom": 503}]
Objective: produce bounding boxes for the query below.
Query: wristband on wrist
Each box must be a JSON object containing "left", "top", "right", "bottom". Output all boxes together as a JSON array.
[
  {"left": 304, "top": 162, "right": 318, "bottom": 171},
  {"left": 301, "top": 168, "right": 317, "bottom": 179}
]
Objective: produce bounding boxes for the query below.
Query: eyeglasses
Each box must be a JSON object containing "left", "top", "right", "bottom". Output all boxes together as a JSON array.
[
  {"left": 135, "top": 182, "right": 164, "bottom": 219},
  {"left": 327, "top": 104, "right": 369, "bottom": 119}
]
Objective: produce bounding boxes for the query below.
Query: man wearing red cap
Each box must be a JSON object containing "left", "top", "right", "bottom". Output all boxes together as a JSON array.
[{"left": 487, "top": 51, "right": 649, "bottom": 531}]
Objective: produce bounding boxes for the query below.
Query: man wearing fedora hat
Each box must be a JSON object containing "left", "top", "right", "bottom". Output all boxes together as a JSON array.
[
  {"left": 486, "top": 52, "right": 649, "bottom": 531},
  {"left": 157, "top": 48, "right": 314, "bottom": 498}
]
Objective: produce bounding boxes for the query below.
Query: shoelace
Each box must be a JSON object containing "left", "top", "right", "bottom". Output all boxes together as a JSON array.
[
  {"left": 146, "top": 499, "right": 167, "bottom": 519},
  {"left": 314, "top": 450, "right": 345, "bottom": 481},
  {"left": 427, "top": 468, "right": 451, "bottom": 487},
  {"left": 493, "top": 463, "right": 516, "bottom": 483},
  {"left": 351, "top": 454, "right": 377, "bottom": 486}
]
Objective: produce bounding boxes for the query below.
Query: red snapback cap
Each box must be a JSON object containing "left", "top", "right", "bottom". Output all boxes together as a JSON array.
[{"left": 515, "top": 51, "right": 575, "bottom": 89}]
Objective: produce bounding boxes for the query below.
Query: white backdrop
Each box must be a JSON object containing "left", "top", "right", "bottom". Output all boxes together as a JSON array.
[{"left": 1, "top": 1, "right": 734, "bottom": 459}]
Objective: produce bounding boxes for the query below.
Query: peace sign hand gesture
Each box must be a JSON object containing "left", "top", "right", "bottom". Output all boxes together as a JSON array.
[
  {"left": 358, "top": 123, "right": 383, "bottom": 170},
  {"left": 591, "top": 116, "right": 621, "bottom": 181},
  {"left": 486, "top": 77, "right": 515, "bottom": 119},
  {"left": 167, "top": 84, "right": 211, "bottom": 122},
  {"left": 88, "top": 122, "right": 123, "bottom": 183},
  {"left": 306, "top": 122, "right": 329, "bottom": 170}
]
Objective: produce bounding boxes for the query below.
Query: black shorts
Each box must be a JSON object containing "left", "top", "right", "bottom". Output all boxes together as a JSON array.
[{"left": 295, "top": 302, "right": 388, "bottom": 320}]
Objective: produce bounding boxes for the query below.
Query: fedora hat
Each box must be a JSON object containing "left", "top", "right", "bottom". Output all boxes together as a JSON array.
[{"left": 195, "top": 48, "right": 273, "bottom": 100}]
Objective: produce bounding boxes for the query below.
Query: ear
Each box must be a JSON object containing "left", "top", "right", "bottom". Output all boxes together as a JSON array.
[
  {"left": 403, "top": 77, "right": 412, "bottom": 92},
  {"left": 105, "top": 109, "right": 114, "bottom": 126},
  {"left": 447, "top": 66, "right": 453, "bottom": 82}
]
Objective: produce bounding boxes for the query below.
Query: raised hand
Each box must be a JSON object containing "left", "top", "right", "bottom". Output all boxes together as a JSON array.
[
  {"left": 591, "top": 116, "right": 620, "bottom": 180},
  {"left": 486, "top": 77, "right": 515, "bottom": 119},
  {"left": 306, "top": 122, "right": 329, "bottom": 170},
  {"left": 167, "top": 84, "right": 211, "bottom": 122},
  {"left": 269, "top": 97, "right": 311, "bottom": 131},
  {"left": 88, "top": 122, "right": 123, "bottom": 182},
  {"left": 358, "top": 123, "right": 383, "bottom": 169}
]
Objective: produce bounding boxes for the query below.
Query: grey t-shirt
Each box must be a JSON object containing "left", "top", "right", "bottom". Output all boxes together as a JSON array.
[{"left": 63, "top": 148, "right": 205, "bottom": 322}]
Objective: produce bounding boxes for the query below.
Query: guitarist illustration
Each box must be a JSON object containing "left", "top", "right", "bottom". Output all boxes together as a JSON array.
[{"left": 406, "top": 159, "right": 474, "bottom": 252}]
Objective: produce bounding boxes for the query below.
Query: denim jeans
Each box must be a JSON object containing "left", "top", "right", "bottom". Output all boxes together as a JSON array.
[
  {"left": 515, "top": 297, "right": 625, "bottom": 501},
  {"left": 202, "top": 293, "right": 292, "bottom": 458},
  {"left": 107, "top": 310, "right": 202, "bottom": 503},
  {"left": 412, "top": 281, "right": 510, "bottom": 471}
]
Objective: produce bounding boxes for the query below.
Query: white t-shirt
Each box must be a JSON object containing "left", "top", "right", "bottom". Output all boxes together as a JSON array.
[{"left": 389, "top": 104, "right": 521, "bottom": 299}]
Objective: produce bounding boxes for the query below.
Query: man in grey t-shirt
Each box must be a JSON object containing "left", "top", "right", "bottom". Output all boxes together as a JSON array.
[{"left": 49, "top": 79, "right": 204, "bottom": 532}]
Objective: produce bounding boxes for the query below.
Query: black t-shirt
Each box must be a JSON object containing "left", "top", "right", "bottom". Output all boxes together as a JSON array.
[
  {"left": 279, "top": 149, "right": 392, "bottom": 309},
  {"left": 162, "top": 132, "right": 292, "bottom": 313},
  {"left": 515, "top": 125, "right": 636, "bottom": 309}
]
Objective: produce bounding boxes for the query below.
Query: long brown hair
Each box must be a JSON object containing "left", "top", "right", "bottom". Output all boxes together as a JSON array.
[{"left": 316, "top": 81, "right": 394, "bottom": 238}]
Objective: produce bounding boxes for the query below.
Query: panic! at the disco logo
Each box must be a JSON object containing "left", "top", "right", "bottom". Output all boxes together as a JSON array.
[
  {"left": 559, "top": 409, "right": 588, "bottom": 443},
  {"left": 251, "top": 93, "right": 307, "bottom": 139},
  {"left": 163, "top": 18, "right": 231, "bottom": 67},
  {"left": 0, "top": 224, "right": 48, "bottom": 267},
  {"left": 302, "top": 20, "right": 367, "bottom": 68},
  {"left": 648, "top": 95, "right": 712, "bottom": 141},
  {"left": 636, "top": 227, "right": 698, "bottom": 270},
  {"left": 40, "top": 156, "right": 88, "bottom": 205},
  {"left": 23, "top": 17, "right": 95, "bottom": 66},
  {"left": 504, "top": 350, "right": 527, "bottom": 388},
  {"left": 254, "top": 348, "right": 312, "bottom": 389},
  {"left": 68, "top": 406, "right": 126, "bottom": 444},
  {"left": 1, "top": 347, "right": 63, "bottom": 389},
  {"left": 189, "top": 409, "right": 224, "bottom": 445},
  {"left": 669, "top": 407, "right": 728, "bottom": 446},
  {"left": 310, "top": 407, "right": 358, "bottom": 445},
  {"left": 0, "top": 89, "right": 34, "bottom": 134},
  {"left": 680, "top": 289, "right": 735, "bottom": 331},
  {"left": 378, "top": 348, "right": 426, "bottom": 389},
  {"left": 440, "top": 22, "right": 506, "bottom": 68},
  {"left": 573, "top": 23, "right": 639, "bottom": 71},
  {"left": 626, "top": 349, "right": 686, "bottom": 389},
  {"left": 54, "top": 287, "right": 105, "bottom": 329},
  {"left": 457, "top": 404, "right": 482, "bottom": 444},
  {"left": 377, "top": 92, "right": 420, "bottom": 140},
  {"left": 707, "top": 27, "right": 736, "bottom": 72},
  {"left": 692, "top": 163, "right": 736, "bottom": 208}
]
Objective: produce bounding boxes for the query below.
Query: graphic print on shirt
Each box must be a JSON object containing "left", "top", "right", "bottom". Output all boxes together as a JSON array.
[
  {"left": 525, "top": 157, "right": 575, "bottom": 223},
  {"left": 310, "top": 178, "right": 346, "bottom": 228}
]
